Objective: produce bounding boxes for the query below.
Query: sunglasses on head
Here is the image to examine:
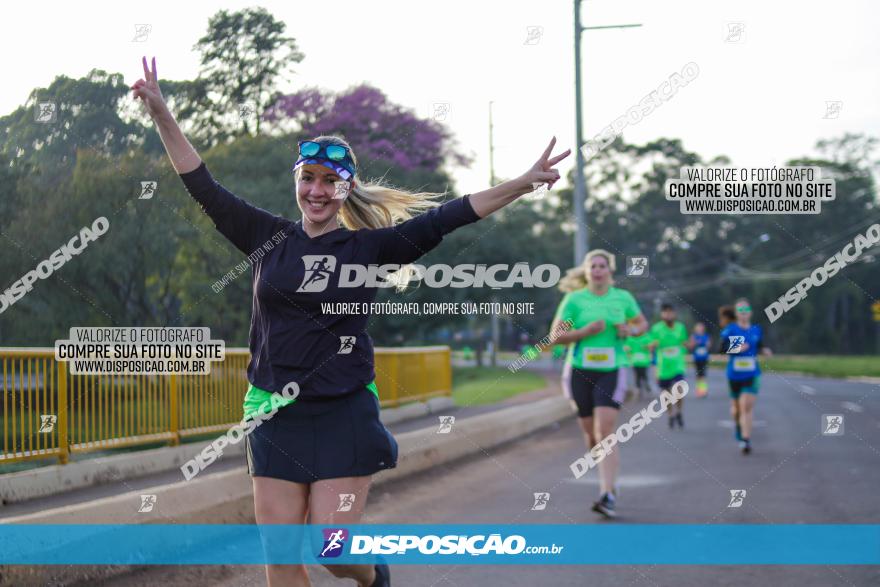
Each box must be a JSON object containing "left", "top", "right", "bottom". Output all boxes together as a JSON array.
[{"left": 298, "top": 140, "right": 350, "bottom": 162}]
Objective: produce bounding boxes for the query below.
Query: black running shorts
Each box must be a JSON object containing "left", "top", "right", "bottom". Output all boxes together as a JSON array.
[
  {"left": 570, "top": 367, "right": 623, "bottom": 416},
  {"left": 245, "top": 387, "right": 398, "bottom": 484}
]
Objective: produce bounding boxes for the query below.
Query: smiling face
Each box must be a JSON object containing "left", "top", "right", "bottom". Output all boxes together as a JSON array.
[{"left": 296, "top": 164, "right": 349, "bottom": 224}]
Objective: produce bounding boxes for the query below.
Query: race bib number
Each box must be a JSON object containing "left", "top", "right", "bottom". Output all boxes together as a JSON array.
[
  {"left": 632, "top": 352, "right": 649, "bottom": 364},
  {"left": 733, "top": 357, "right": 756, "bottom": 372},
  {"left": 695, "top": 346, "right": 708, "bottom": 358},
  {"left": 582, "top": 347, "right": 615, "bottom": 369},
  {"left": 661, "top": 347, "right": 681, "bottom": 358}
]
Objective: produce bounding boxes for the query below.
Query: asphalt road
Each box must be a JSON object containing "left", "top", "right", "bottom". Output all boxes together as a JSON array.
[{"left": 92, "top": 368, "right": 880, "bottom": 586}]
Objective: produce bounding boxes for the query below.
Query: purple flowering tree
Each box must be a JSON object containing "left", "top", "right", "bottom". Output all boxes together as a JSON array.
[{"left": 263, "top": 84, "right": 470, "bottom": 175}]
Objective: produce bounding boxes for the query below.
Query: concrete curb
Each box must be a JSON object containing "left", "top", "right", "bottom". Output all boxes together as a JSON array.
[
  {"left": 0, "top": 398, "right": 457, "bottom": 506},
  {"left": 0, "top": 396, "right": 572, "bottom": 586},
  {"left": 0, "top": 438, "right": 248, "bottom": 506},
  {"left": 843, "top": 376, "right": 880, "bottom": 384},
  {"left": 379, "top": 396, "right": 455, "bottom": 425},
  {"left": 374, "top": 396, "right": 571, "bottom": 486}
]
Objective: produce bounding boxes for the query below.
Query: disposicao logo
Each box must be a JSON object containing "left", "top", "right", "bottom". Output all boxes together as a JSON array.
[
  {"left": 319, "top": 528, "right": 349, "bottom": 558},
  {"left": 727, "top": 335, "right": 745, "bottom": 354},
  {"left": 295, "top": 257, "right": 560, "bottom": 290}
]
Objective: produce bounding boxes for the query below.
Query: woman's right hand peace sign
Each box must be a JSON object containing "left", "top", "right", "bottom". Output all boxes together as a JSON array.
[
  {"left": 519, "top": 137, "right": 570, "bottom": 193},
  {"left": 131, "top": 56, "right": 168, "bottom": 121}
]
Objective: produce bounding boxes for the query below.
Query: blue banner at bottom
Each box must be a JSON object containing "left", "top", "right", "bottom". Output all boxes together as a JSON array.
[{"left": 0, "top": 524, "right": 877, "bottom": 565}]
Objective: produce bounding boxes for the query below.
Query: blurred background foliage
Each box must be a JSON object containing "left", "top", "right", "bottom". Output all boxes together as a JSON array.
[{"left": 1, "top": 7, "right": 878, "bottom": 354}]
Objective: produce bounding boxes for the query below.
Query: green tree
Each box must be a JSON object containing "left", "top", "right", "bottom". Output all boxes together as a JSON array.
[
  {"left": 193, "top": 6, "right": 305, "bottom": 141},
  {"left": 0, "top": 70, "right": 144, "bottom": 176}
]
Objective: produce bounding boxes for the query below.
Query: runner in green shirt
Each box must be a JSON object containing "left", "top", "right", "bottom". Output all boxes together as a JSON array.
[
  {"left": 548, "top": 249, "right": 648, "bottom": 519},
  {"left": 623, "top": 332, "right": 654, "bottom": 399},
  {"left": 647, "top": 303, "right": 689, "bottom": 429}
]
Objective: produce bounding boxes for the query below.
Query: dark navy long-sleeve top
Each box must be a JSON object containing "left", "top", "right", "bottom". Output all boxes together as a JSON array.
[{"left": 179, "top": 161, "right": 481, "bottom": 399}]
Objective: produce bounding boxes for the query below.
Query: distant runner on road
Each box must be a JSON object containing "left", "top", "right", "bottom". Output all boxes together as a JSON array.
[
  {"left": 689, "top": 321, "right": 712, "bottom": 398},
  {"left": 718, "top": 298, "right": 772, "bottom": 454},
  {"left": 624, "top": 331, "right": 654, "bottom": 400},
  {"left": 647, "top": 303, "right": 689, "bottom": 429}
]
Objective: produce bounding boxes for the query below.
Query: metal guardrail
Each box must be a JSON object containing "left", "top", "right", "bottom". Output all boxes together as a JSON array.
[{"left": 0, "top": 346, "right": 451, "bottom": 466}]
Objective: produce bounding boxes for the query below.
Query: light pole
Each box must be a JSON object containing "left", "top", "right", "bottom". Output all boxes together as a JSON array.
[
  {"left": 573, "top": 0, "right": 641, "bottom": 265},
  {"left": 489, "top": 101, "right": 499, "bottom": 366}
]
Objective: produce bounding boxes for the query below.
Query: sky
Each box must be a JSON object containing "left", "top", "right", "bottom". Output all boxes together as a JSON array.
[{"left": 2, "top": 0, "right": 878, "bottom": 194}]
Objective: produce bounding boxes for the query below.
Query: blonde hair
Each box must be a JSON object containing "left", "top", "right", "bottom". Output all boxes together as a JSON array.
[
  {"left": 296, "top": 135, "right": 446, "bottom": 290},
  {"left": 558, "top": 249, "right": 617, "bottom": 293}
]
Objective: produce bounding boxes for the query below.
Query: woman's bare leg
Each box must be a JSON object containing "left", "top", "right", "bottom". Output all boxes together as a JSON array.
[
  {"left": 738, "top": 393, "right": 756, "bottom": 439},
  {"left": 253, "top": 476, "right": 311, "bottom": 587},
  {"left": 578, "top": 415, "right": 596, "bottom": 450},
  {"left": 593, "top": 407, "right": 619, "bottom": 495},
  {"left": 311, "top": 476, "right": 376, "bottom": 587},
  {"left": 730, "top": 398, "right": 740, "bottom": 437}
]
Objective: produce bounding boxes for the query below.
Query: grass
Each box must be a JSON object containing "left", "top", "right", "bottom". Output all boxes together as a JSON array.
[
  {"left": 737, "top": 355, "right": 880, "bottom": 379},
  {"left": 452, "top": 366, "right": 547, "bottom": 407},
  {"left": 700, "top": 354, "right": 880, "bottom": 378}
]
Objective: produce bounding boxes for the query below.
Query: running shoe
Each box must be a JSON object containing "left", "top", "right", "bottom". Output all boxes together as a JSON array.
[
  {"left": 592, "top": 493, "right": 617, "bottom": 519},
  {"left": 696, "top": 381, "right": 708, "bottom": 398},
  {"left": 371, "top": 558, "right": 391, "bottom": 587},
  {"left": 738, "top": 439, "right": 751, "bottom": 454}
]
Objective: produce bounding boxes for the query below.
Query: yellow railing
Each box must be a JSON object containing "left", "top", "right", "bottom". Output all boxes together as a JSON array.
[
  {"left": 373, "top": 346, "right": 453, "bottom": 408},
  {"left": 0, "top": 346, "right": 451, "bottom": 466}
]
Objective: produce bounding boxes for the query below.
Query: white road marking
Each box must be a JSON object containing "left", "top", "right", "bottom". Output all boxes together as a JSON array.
[
  {"left": 800, "top": 385, "right": 816, "bottom": 395},
  {"left": 569, "top": 473, "right": 671, "bottom": 488},
  {"left": 842, "top": 401, "right": 864, "bottom": 413}
]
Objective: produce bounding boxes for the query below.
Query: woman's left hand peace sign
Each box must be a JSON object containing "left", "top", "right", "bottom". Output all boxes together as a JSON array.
[{"left": 519, "top": 137, "right": 571, "bottom": 194}]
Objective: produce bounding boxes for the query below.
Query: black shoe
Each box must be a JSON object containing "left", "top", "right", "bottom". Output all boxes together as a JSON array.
[
  {"left": 371, "top": 559, "right": 390, "bottom": 587},
  {"left": 592, "top": 493, "right": 617, "bottom": 519},
  {"left": 676, "top": 413, "right": 684, "bottom": 428},
  {"left": 739, "top": 440, "right": 751, "bottom": 454}
]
